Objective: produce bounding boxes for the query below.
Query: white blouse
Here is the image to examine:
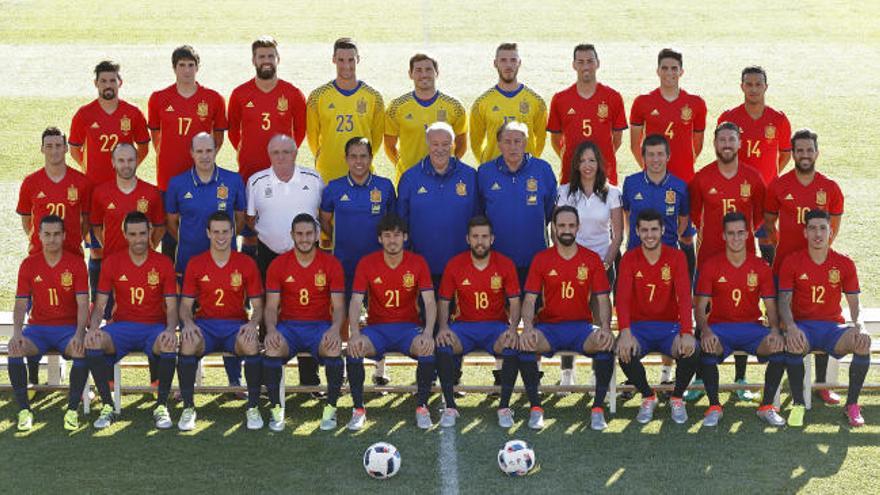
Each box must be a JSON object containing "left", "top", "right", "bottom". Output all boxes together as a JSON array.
[{"left": 555, "top": 183, "right": 622, "bottom": 260}]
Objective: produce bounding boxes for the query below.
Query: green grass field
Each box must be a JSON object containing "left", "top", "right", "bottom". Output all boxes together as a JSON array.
[{"left": 2, "top": 1, "right": 880, "bottom": 492}]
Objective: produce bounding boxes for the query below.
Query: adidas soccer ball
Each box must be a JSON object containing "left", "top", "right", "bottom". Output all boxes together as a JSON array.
[
  {"left": 497, "top": 440, "right": 535, "bottom": 476},
  {"left": 363, "top": 442, "right": 401, "bottom": 479}
]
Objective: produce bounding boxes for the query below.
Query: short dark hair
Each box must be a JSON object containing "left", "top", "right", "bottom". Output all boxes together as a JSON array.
[
  {"left": 467, "top": 215, "right": 493, "bottom": 234},
  {"left": 409, "top": 53, "right": 438, "bottom": 72},
  {"left": 39, "top": 214, "right": 64, "bottom": 231},
  {"left": 805, "top": 209, "right": 831, "bottom": 224},
  {"left": 172, "top": 45, "right": 200, "bottom": 67},
  {"left": 495, "top": 42, "right": 518, "bottom": 55},
  {"left": 333, "top": 37, "right": 358, "bottom": 56},
  {"left": 553, "top": 205, "right": 579, "bottom": 225},
  {"left": 791, "top": 128, "right": 819, "bottom": 150},
  {"left": 573, "top": 43, "right": 598, "bottom": 60},
  {"left": 741, "top": 65, "right": 767, "bottom": 83},
  {"left": 714, "top": 121, "right": 741, "bottom": 139},
  {"left": 641, "top": 134, "right": 670, "bottom": 157},
  {"left": 376, "top": 213, "right": 407, "bottom": 236},
  {"left": 291, "top": 213, "right": 318, "bottom": 231},
  {"left": 636, "top": 208, "right": 663, "bottom": 228},
  {"left": 94, "top": 60, "right": 120, "bottom": 80},
  {"left": 207, "top": 211, "right": 233, "bottom": 229},
  {"left": 252, "top": 35, "right": 278, "bottom": 56},
  {"left": 41, "top": 126, "right": 66, "bottom": 145},
  {"left": 657, "top": 48, "right": 683, "bottom": 67},
  {"left": 123, "top": 211, "right": 150, "bottom": 232},
  {"left": 344, "top": 136, "right": 372, "bottom": 157},
  {"left": 722, "top": 211, "right": 747, "bottom": 228}
]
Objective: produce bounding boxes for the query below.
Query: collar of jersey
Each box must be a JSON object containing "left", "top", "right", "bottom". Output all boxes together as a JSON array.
[
  {"left": 412, "top": 91, "right": 440, "bottom": 107},
  {"left": 494, "top": 154, "right": 532, "bottom": 176},
  {"left": 641, "top": 170, "right": 670, "bottom": 187},
  {"left": 420, "top": 156, "right": 459, "bottom": 177},
  {"left": 190, "top": 165, "right": 220, "bottom": 186},
  {"left": 346, "top": 172, "right": 373, "bottom": 187},
  {"left": 332, "top": 80, "right": 363, "bottom": 97},
  {"left": 494, "top": 84, "right": 524, "bottom": 98}
]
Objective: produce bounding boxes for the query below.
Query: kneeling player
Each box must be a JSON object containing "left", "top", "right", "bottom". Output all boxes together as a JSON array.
[
  {"left": 695, "top": 212, "right": 788, "bottom": 427},
  {"left": 615, "top": 209, "right": 700, "bottom": 424},
  {"left": 347, "top": 213, "right": 437, "bottom": 430},
  {"left": 261, "top": 214, "right": 346, "bottom": 432},
  {"left": 779, "top": 210, "right": 871, "bottom": 427},
  {"left": 178, "top": 212, "right": 264, "bottom": 431},
  {"left": 514, "top": 206, "right": 615, "bottom": 430},
  {"left": 435, "top": 215, "right": 521, "bottom": 427},
  {"left": 9, "top": 215, "right": 90, "bottom": 430},
  {"left": 85, "top": 212, "right": 178, "bottom": 429}
]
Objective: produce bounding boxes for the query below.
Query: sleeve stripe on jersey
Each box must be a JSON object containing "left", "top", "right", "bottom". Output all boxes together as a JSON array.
[
  {"left": 74, "top": 291, "right": 89, "bottom": 295},
  {"left": 15, "top": 295, "right": 30, "bottom": 299},
  {"left": 265, "top": 289, "right": 281, "bottom": 294},
  {"left": 694, "top": 291, "right": 712, "bottom": 297},
  {"left": 844, "top": 291, "right": 861, "bottom": 294},
  {"left": 760, "top": 295, "right": 777, "bottom": 299},
  {"left": 777, "top": 289, "right": 793, "bottom": 292},
  {"left": 136, "top": 139, "right": 151, "bottom": 144},
  {"left": 593, "top": 290, "right": 611, "bottom": 295},
  {"left": 97, "top": 290, "right": 112, "bottom": 295},
  {"left": 330, "top": 290, "right": 346, "bottom": 294},
  {"left": 180, "top": 294, "right": 196, "bottom": 299},
  {"left": 613, "top": 125, "right": 629, "bottom": 131},
  {"left": 163, "top": 293, "right": 178, "bottom": 297},
  {"left": 525, "top": 290, "right": 542, "bottom": 295}
]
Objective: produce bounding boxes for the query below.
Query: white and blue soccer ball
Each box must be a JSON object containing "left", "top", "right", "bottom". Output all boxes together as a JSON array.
[
  {"left": 363, "top": 442, "right": 401, "bottom": 479},
  {"left": 497, "top": 439, "right": 536, "bottom": 476}
]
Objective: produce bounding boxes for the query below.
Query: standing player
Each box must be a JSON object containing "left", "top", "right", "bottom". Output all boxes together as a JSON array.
[
  {"left": 470, "top": 42, "right": 547, "bottom": 164},
  {"left": 261, "top": 214, "right": 346, "bottom": 431},
  {"left": 384, "top": 53, "right": 467, "bottom": 182},
  {"left": 514, "top": 206, "right": 615, "bottom": 430},
  {"left": 345, "top": 214, "right": 437, "bottom": 430},
  {"left": 778, "top": 210, "right": 870, "bottom": 427},
  {"left": 694, "top": 212, "right": 787, "bottom": 427},
  {"left": 435, "top": 216, "right": 521, "bottom": 427},
  {"left": 307, "top": 37, "right": 385, "bottom": 182},
  {"left": 8, "top": 216, "right": 90, "bottom": 431},
  {"left": 85, "top": 212, "right": 178, "bottom": 429},
  {"left": 548, "top": 44, "right": 627, "bottom": 185},
  {"left": 615, "top": 209, "right": 699, "bottom": 424},
  {"left": 178, "top": 212, "right": 264, "bottom": 431},
  {"left": 764, "top": 129, "right": 844, "bottom": 405}
]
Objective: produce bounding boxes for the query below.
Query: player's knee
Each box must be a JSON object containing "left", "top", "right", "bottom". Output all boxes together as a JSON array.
[
  {"left": 237, "top": 338, "right": 259, "bottom": 356},
  {"left": 700, "top": 354, "right": 720, "bottom": 366},
  {"left": 319, "top": 344, "right": 340, "bottom": 358}
]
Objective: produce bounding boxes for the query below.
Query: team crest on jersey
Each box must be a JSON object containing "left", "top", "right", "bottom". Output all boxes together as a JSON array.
[
  {"left": 816, "top": 190, "right": 827, "bottom": 206},
  {"left": 456, "top": 182, "right": 468, "bottom": 196},
  {"left": 136, "top": 198, "right": 149, "bottom": 213},
  {"left": 765, "top": 125, "right": 776, "bottom": 139},
  {"left": 527, "top": 194, "right": 537, "bottom": 205},
  {"left": 490, "top": 274, "right": 503, "bottom": 290},
  {"left": 740, "top": 183, "right": 751, "bottom": 198},
  {"left": 120, "top": 116, "right": 131, "bottom": 133},
  {"left": 197, "top": 101, "right": 209, "bottom": 119},
  {"left": 680, "top": 105, "right": 693, "bottom": 122},
  {"left": 217, "top": 185, "right": 228, "bottom": 200},
  {"left": 67, "top": 185, "right": 78, "bottom": 202},
  {"left": 661, "top": 264, "right": 671, "bottom": 282},
  {"left": 264, "top": 186, "right": 273, "bottom": 198},
  {"left": 527, "top": 178, "right": 538, "bottom": 192},
  {"left": 231, "top": 270, "right": 242, "bottom": 288},
  {"left": 277, "top": 96, "right": 289, "bottom": 113},
  {"left": 357, "top": 98, "right": 367, "bottom": 114},
  {"left": 314, "top": 271, "right": 326, "bottom": 287},
  {"left": 519, "top": 100, "right": 529, "bottom": 114},
  {"left": 402, "top": 272, "right": 415, "bottom": 289},
  {"left": 577, "top": 265, "right": 589, "bottom": 282},
  {"left": 147, "top": 269, "right": 160, "bottom": 287},
  {"left": 665, "top": 190, "right": 676, "bottom": 205},
  {"left": 60, "top": 270, "right": 73, "bottom": 289},
  {"left": 597, "top": 102, "right": 609, "bottom": 120},
  {"left": 370, "top": 188, "right": 382, "bottom": 203},
  {"left": 829, "top": 268, "right": 840, "bottom": 284},
  {"left": 437, "top": 109, "right": 447, "bottom": 122},
  {"left": 747, "top": 271, "right": 758, "bottom": 289}
]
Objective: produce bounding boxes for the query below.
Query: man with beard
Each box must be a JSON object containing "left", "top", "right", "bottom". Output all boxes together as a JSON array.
[
  {"left": 435, "top": 215, "right": 521, "bottom": 428},
  {"left": 765, "top": 128, "right": 845, "bottom": 406},
  {"left": 307, "top": 37, "right": 385, "bottom": 182},
  {"left": 470, "top": 42, "right": 547, "bottom": 164}
]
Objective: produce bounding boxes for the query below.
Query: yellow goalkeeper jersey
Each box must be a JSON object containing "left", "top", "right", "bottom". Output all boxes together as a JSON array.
[{"left": 469, "top": 84, "right": 547, "bottom": 164}]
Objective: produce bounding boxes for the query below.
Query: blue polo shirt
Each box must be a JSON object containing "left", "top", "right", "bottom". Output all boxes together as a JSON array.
[
  {"left": 320, "top": 173, "right": 396, "bottom": 277},
  {"left": 621, "top": 170, "right": 689, "bottom": 249},
  {"left": 397, "top": 157, "right": 479, "bottom": 275},
  {"left": 165, "top": 165, "right": 246, "bottom": 274},
  {"left": 477, "top": 154, "right": 556, "bottom": 268}
]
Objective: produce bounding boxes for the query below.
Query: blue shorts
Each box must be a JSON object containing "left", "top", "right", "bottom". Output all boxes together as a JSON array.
[
  {"left": 755, "top": 224, "right": 768, "bottom": 239},
  {"left": 797, "top": 320, "right": 849, "bottom": 359},
  {"left": 683, "top": 221, "right": 697, "bottom": 238},
  {"left": 197, "top": 319, "right": 243, "bottom": 355},
  {"left": 449, "top": 321, "right": 508, "bottom": 356},
  {"left": 361, "top": 322, "right": 422, "bottom": 360},
  {"left": 277, "top": 320, "right": 331, "bottom": 362},
  {"left": 85, "top": 226, "right": 102, "bottom": 250},
  {"left": 710, "top": 322, "right": 770, "bottom": 362},
  {"left": 536, "top": 321, "right": 594, "bottom": 357},
  {"left": 104, "top": 321, "right": 165, "bottom": 362},
  {"left": 22, "top": 324, "right": 76, "bottom": 355},
  {"left": 630, "top": 321, "right": 680, "bottom": 357}
]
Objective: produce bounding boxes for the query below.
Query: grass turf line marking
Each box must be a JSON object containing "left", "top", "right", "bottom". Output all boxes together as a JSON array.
[{"left": 439, "top": 427, "right": 460, "bottom": 495}]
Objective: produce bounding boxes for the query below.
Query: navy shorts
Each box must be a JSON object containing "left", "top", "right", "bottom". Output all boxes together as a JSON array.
[
  {"left": 449, "top": 321, "right": 508, "bottom": 356},
  {"left": 755, "top": 224, "right": 768, "bottom": 239},
  {"left": 630, "top": 321, "right": 680, "bottom": 357},
  {"left": 23, "top": 324, "right": 76, "bottom": 355},
  {"left": 710, "top": 322, "right": 770, "bottom": 362},
  {"left": 797, "top": 320, "right": 849, "bottom": 359},
  {"left": 104, "top": 321, "right": 165, "bottom": 362},
  {"left": 197, "top": 319, "right": 243, "bottom": 354},
  {"left": 361, "top": 322, "right": 421, "bottom": 360},
  {"left": 536, "top": 320, "right": 594, "bottom": 357},
  {"left": 277, "top": 320, "right": 331, "bottom": 362}
]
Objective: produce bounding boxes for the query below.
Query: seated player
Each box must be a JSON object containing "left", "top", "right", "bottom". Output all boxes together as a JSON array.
[
  {"left": 8, "top": 215, "right": 90, "bottom": 430},
  {"left": 615, "top": 209, "right": 700, "bottom": 424},
  {"left": 178, "top": 212, "right": 264, "bottom": 431},
  {"left": 435, "top": 215, "right": 521, "bottom": 428},
  {"left": 346, "top": 213, "right": 437, "bottom": 430},
  {"left": 778, "top": 210, "right": 871, "bottom": 427},
  {"left": 261, "top": 214, "right": 346, "bottom": 432},
  {"left": 85, "top": 212, "right": 178, "bottom": 429},
  {"left": 514, "top": 206, "right": 615, "bottom": 430},
  {"left": 694, "top": 212, "right": 788, "bottom": 427}
]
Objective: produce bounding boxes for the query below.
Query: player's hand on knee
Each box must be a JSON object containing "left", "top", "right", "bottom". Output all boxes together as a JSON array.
[
  {"left": 854, "top": 332, "right": 871, "bottom": 354},
  {"left": 518, "top": 328, "right": 538, "bottom": 352},
  {"left": 321, "top": 330, "right": 341, "bottom": 354},
  {"left": 594, "top": 328, "right": 614, "bottom": 352},
  {"left": 701, "top": 332, "right": 720, "bottom": 355},
  {"left": 766, "top": 331, "right": 784, "bottom": 354},
  {"left": 677, "top": 333, "right": 696, "bottom": 358},
  {"left": 264, "top": 330, "right": 283, "bottom": 351},
  {"left": 70, "top": 334, "right": 86, "bottom": 356},
  {"left": 181, "top": 325, "right": 200, "bottom": 344},
  {"left": 85, "top": 329, "right": 104, "bottom": 349},
  {"left": 499, "top": 328, "right": 518, "bottom": 349},
  {"left": 159, "top": 329, "right": 178, "bottom": 349},
  {"left": 435, "top": 326, "right": 454, "bottom": 347},
  {"left": 615, "top": 331, "right": 638, "bottom": 363},
  {"left": 414, "top": 333, "right": 434, "bottom": 356},
  {"left": 8, "top": 337, "right": 24, "bottom": 355},
  {"left": 785, "top": 328, "right": 808, "bottom": 355},
  {"left": 348, "top": 336, "right": 366, "bottom": 358}
]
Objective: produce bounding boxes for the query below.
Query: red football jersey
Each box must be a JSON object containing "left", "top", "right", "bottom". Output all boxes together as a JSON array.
[
  {"left": 438, "top": 251, "right": 521, "bottom": 323},
  {"left": 630, "top": 88, "right": 707, "bottom": 183},
  {"left": 778, "top": 249, "right": 858, "bottom": 323},
  {"left": 764, "top": 171, "right": 844, "bottom": 273},
  {"left": 616, "top": 245, "right": 693, "bottom": 333},
  {"left": 547, "top": 83, "right": 627, "bottom": 185},
  {"left": 689, "top": 161, "right": 765, "bottom": 266},
  {"left": 147, "top": 84, "right": 228, "bottom": 191},
  {"left": 265, "top": 250, "right": 344, "bottom": 322},
  {"left": 696, "top": 254, "right": 775, "bottom": 324},
  {"left": 717, "top": 104, "right": 792, "bottom": 185},
  {"left": 68, "top": 99, "right": 150, "bottom": 186},
  {"left": 97, "top": 250, "right": 177, "bottom": 324},
  {"left": 352, "top": 250, "right": 433, "bottom": 325},
  {"left": 227, "top": 79, "right": 307, "bottom": 182},
  {"left": 16, "top": 252, "right": 88, "bottom": 326},
  {"left": 182, "top": 251, "right": 263, "bottom": 321},
  {"left": 90, "top": 179, "right": 165, "bottom": 257},
  {"left": 524, "top": 246, "right": 610, "bottom": 324},
  {"left": 16, "top": 167, "right": 91, "bottom": 255}
]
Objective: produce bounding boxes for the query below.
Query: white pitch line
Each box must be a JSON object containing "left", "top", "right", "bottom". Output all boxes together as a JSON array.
[{"left": 438, "top": 428, "right": 460, "bottom": 495}]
